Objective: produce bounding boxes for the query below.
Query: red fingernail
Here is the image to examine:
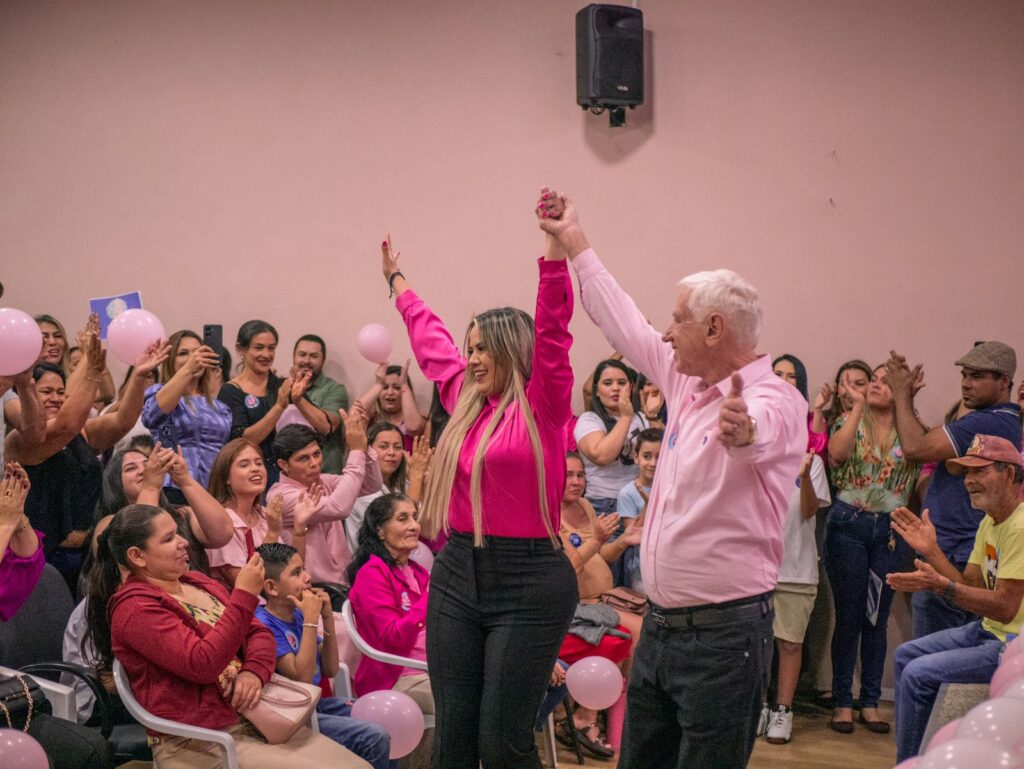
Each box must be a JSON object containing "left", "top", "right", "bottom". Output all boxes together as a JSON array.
[{"left": 541, "top": 211, "right": 548, "bottom": 218}]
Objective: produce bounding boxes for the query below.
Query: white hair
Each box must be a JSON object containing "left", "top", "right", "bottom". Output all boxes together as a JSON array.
[{"left": 678, "top": 269, "right": 762, "bottom": 348}]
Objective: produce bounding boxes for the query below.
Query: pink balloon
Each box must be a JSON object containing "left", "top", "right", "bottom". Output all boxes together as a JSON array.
[
  {"left": 925, "top": 717, "right": 962, "bottom": 752},
  {"left": 997, "top": 676, "right": 1024, "bottom": 701},
  {"left": 919, "top": 738, "right": 1021, "bottom": 769},
  {"left": 990, "top": 653, "right": 1024, "bottom": 698},
  {"left": 894, "top": 759, "right": 920, "bottom": 769},
  {"left": 0, "top": 728, "right": 48, "bottom": 769},
  {"left": 1002, "top": 636, "right": 1024, "bottom": 662},
  {"left": 565, "top": 656, "right": 624, "bottom": 711},
  {"left": 356, "top": 324, "right": 393, "bottom": 364},
  {"left": 409, "top": 542, "right": 434, "bottom": 572},
  {"left": 107, "top": 309, "right": 165, "bottom": 365},
  {"left": 351, "top": 690, "right": 424, "bottom": 759},
  {"left": 0, "top": 308, "right": 43, "bottom": 376},
  {"left": 956, "top": 698, "right": 1024, "bottom": 748}
]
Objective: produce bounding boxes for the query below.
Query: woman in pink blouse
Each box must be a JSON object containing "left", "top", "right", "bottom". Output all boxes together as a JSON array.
[{"left": 378, "top": 202, "right": 577, "bottom": 769}]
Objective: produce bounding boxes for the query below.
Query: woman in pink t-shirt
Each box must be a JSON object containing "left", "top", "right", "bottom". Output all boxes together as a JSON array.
[{"left": 378, "top": 203, "right": 577, "bottom": 769}]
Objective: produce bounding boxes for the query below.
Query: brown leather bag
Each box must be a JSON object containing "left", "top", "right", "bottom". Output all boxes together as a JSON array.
[{"left": 599, "top": 586, "right": 649, "bottom": 616}]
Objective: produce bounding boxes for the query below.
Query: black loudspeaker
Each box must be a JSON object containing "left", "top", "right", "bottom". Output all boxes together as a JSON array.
[{"left": 576, "top": 4, "right": 644, "bottom": 110}]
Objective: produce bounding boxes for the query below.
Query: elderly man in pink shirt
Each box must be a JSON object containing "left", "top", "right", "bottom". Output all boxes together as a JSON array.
[
  {"left": 267, "top": 415, "right": 382, "bottom": 586},
  {"left": 539, "top": 189, "right": 806, "bottom": 769}
]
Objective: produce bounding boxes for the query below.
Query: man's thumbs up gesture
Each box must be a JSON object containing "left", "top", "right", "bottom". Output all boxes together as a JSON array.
[{"left": 718, "top": 372, "right": 755, "bottom": 448}]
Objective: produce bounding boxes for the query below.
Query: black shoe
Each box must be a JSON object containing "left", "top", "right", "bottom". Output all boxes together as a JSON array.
[
  {"left": 858, "top": 712, "right": 891, "bottom": 734},
  {"left": 828, "top": 717, "right": 854, "bottom": 734},
  {"left": 574, "top": 722, "right": 615, "bottom": 759}
]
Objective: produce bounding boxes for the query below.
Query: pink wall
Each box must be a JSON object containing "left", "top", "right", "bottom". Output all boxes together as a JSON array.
[{"left": 3, "top": 0, "right": 1023, "bottom": 418}]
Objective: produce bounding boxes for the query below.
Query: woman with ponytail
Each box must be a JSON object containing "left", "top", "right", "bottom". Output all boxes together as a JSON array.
[
  {"left": 378, "top": 196, "right": 577, "bottom": 769},
  {"left": 82, "top": 504, "right": 370, "bottom": 769}
]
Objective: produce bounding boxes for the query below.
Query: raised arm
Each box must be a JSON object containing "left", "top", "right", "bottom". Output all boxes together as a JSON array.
[
  {"left": 382, "top": 238, "right": 468, "bottom": 413},
  {"left": 7, "top": 318, "right": 103, "bottom": 465},
  {"left": 85, "top": 341, "right": 170, "bottom": 453},
  {"left": 523, "top": 222, "right": 575, "bottom": 428},
  {"left": 152, "top": 344, "right": 221, "bottom": 416},
  {"left": 884, "top": 351, "right": 946, "bottom": 462},
  {"left": 538, "top": 189, "right": 676, "bottom": 392},
  {"left": 828, "top": 372, "right": 865, "bottom": 464},
  {"left": 0, "top": 369, "right": 46, "bottom": 449},
  {"left": 165, "top": 448, "right": 234, "bottom": 548}
]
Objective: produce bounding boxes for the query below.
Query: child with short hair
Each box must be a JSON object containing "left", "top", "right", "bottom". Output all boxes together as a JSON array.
[
  {"left": 615, "top": 428, "right": 662, "bottom": 592},
  {"left": 254, "top": 543, "right": 393, "bottom": 769}
]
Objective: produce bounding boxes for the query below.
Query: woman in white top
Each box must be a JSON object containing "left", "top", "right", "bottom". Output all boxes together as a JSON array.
[{"left": 573, "top": 359, "right": 648, "bottom": 516}]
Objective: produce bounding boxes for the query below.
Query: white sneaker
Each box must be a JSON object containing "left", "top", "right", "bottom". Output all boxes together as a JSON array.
[
  {"left": 766, "top": 705, "right": 793, "bottom": 745},
  {"left": 756, "top": 703, "right": 771, "bottom": 737}
]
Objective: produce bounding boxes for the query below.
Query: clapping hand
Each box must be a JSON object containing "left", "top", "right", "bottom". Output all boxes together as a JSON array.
[
  {"left": 883, "top": 350, "right": 923, "bottom": 398},
  {"left": 341, "top": 403, "right": 369, "bottom": 452},
  {"left": 593, "top": 513, "right": 621, "bottom": 545},
  {"left": 620, "top": 519, "right": 643, "bottom": 546},
  {"left": 718, "top": 373, "right": 754, "bottom": 448},
  {"left": 0, "top": 463, "right": 30, "bottom": 529},
  {"left": 142, "top": 441, "right": 175, "bottom": 490},
  {"left": 886, "top": 558, "right": 944, "bottom": 594},
  {"left": 891, "top": 507, "right": 938, "bottom": 555},
  {"left": 265, "top": 495, "right": 284, "bottom": 542},
  {"left": 294, "top": 484, "right": 323, "bottom": 533},
  {"left": 235, "top": 552, "right": 266, "bottom": 596},
  {"left": 133, "top": 340, "right": 171, "bottom": 379},
  {"left": 812, "top": 382, "right": 834, "bottom": 413}
]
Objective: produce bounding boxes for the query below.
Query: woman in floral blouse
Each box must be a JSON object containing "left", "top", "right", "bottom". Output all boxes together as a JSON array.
[{"left": 825, "top": 363, "right": 921, "bottom": 735}]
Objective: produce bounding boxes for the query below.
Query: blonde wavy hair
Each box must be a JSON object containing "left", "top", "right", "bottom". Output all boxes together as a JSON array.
[{"left": 418, "top": 307, "right": 555, "bottom": 546}]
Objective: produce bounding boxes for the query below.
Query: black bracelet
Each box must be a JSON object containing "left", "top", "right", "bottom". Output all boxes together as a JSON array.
[{"left": 388, "top": 271, "right": 405, "bottom": 299}]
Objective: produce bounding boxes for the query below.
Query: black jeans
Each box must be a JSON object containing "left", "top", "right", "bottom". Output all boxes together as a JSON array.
[
  {"left": 618, "top": 593, "right": 774, "bottom": 769},
  {"left": 426, "top": 531, "right": 577, "bottom": 769}
]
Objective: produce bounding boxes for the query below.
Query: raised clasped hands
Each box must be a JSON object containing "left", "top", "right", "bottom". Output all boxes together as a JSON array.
[
  {"left": 718, "top": 373, "right": 754, "bottom": 448},
  {"left": 883, "top": 350, "right": 924, "bottom": 397}
]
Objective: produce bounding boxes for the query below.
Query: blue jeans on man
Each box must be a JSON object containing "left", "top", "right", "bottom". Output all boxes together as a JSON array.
[
  {"left": 892, "top": 621, "right": 1003, "bottom": 762},
  {"left": 316, "top": 697, "right": 395, "bottom": 769}
]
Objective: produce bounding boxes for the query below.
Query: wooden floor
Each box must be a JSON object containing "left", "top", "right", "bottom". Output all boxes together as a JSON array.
[{"left": 555, "top": 702, "right": 897, "bottom": 769}]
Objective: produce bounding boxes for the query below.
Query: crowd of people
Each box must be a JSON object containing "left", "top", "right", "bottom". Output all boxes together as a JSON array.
[{"left": 2, "top": 188, "right": 1023, "bottom": 769}]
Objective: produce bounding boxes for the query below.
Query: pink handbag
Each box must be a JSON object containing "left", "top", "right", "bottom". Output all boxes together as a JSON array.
[{"left": 241, "top": 674, "right": 321, "bottom": 744}]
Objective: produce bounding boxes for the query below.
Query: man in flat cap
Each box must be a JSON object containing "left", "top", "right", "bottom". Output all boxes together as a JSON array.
[
  {"left": 888, "top": 434, "right": 1024, "bottom": 762},
  {"left": 885, "top": 341, "right": 1022, "bottom": 637}
]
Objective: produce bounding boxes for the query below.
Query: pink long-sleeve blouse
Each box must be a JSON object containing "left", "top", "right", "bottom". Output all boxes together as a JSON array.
[{"left": 394, "top": 257, "right": 574, "bottom": 538}]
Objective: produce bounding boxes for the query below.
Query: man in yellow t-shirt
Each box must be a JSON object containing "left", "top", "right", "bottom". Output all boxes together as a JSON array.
[{"left": 887, "top": 434, "right": 1024, "bottom": 762}]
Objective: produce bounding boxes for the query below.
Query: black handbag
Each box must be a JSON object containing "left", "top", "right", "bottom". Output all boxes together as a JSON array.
[{"left": 0, "top": 673, "right": 51, "bottom": 732}]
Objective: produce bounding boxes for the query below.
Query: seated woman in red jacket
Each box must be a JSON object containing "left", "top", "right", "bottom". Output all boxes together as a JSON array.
[
  {"left": 82, "top": 503, "right": 370, "bottom": 769},
  {"left": 345, "top": 493, "right": 434, "bottom": 717}
]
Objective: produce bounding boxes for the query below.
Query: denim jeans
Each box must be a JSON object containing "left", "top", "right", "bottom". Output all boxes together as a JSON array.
[
  {"left": 315, "top": 697, "right": 394, "bottom": 769},
  {"left": 588, "top": 496, "right": 624, "bottom": 585},
  {"left": 618, "top": 595, "right": 774, "bottom": 769},
  {"left": 893, "top": 621, "right": 1003, "bottom": 762},
  {"left": 824, "top": 499, "right": 908, "bottom": 708},
  {"left": 911, "top": 562, "right": 976, "bottom": 639},
  {"left": 426, "top": 532, "right": 578, "bottom": 769}
]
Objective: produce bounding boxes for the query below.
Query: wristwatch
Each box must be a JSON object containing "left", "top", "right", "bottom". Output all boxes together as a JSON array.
[{"left": 745, "top": 416, "right": 758, "bottom": 446}]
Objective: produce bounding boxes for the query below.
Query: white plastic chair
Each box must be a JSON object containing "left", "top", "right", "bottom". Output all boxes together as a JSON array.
[
  {"left": 340, "top": 600, "right": 559, "bottom": 766},
  {"left": 113, "top": 659, "right": 320, "bottom": 769},
  {"left": 113, "top": 659, "right": 240, "bottom": 769}
]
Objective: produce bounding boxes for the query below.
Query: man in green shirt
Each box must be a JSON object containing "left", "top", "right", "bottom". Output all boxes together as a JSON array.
[
  {"left": 888, "top": 434, "right": 1024, "bottom": 761},
  {"left": 292, "top": 334, "right": 349, "bottom": 473}
]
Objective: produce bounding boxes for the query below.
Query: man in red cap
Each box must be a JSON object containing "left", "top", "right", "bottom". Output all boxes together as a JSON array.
[
  {"left": 885, "top": 340, "right": 1021, "bottom": 638},
  {"left": 887, "top": 434, "right": 1024, "bottom": 762}
]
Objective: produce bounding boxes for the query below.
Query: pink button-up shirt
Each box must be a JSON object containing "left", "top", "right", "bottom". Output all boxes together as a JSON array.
[
  {"left": 395, "top": 257, "right": 574, "bottom": 538},
  {"left": 267, "top": 449, "right": 382, "bottom": 584},
  {"left": 572, "top": 249, "right": 806, "bottom": 607}
]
